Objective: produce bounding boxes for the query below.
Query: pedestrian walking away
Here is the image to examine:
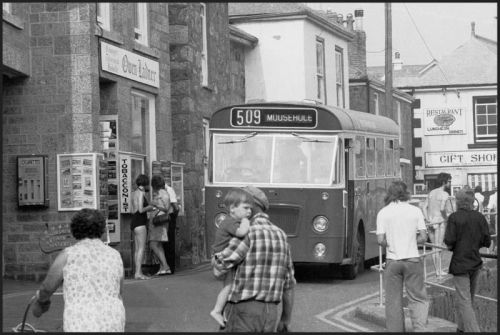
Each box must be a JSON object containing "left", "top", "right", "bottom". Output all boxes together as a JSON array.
[
  {"left": 32, "top": 209, "right": 126, "bottom": 332},
  {"left": 164, "top": 180, "right": 180, "bottom": 274},
  {"left": 444, "top": 187, "right": 491, "bottom": 332},
  {"left": 376, "top": 181, "right": 429, "bottom": 332},
  {"left": 209, "top": 188, "right": 253, "bottom": 327},
  {"left": 217, "top": 186, "right": 295, "bottom": 332},
  {"left": 422, "top": 172, "right": 454, "bottom": 276}
]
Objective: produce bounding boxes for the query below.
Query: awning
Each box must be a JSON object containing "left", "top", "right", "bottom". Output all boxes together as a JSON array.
[{"left": 467, "top": 173, "right": 497, "bottom": 192}]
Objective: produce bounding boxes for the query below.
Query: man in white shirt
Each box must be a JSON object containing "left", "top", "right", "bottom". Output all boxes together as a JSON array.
[
  {"left": 377, "top": 181, "right": 429, "bottom": 332},
  {"left": 473, "top": 186, "right": 484, "bottom": 212},
  {"left": 164, "top": 181, "right": 180, "bottom": 273}
]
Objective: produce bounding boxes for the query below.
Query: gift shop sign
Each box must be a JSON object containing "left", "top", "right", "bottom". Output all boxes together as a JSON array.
[
  {"left": 100, "top": 41, "right": 159, "bottom": 88},
  {"left": 423, "top": 107, "right": 466, "bottom": 135},
  {"left": 425, "top": 150, "right": 496, "bottom": 168},
  {"left": 119, "top": 156, "right": 132, "bottom": 213}
]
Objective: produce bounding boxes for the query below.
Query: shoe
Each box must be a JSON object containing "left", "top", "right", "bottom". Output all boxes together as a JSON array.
[
  {"left": 155, "top": 269, "right": 172, "bottom": 276},
  {"left": 134, "top": 274, "right": 150, "bottom": 280}
]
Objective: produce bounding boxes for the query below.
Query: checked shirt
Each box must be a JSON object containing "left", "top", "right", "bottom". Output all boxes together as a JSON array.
[{"left": 218, "top": 212, "right": 296, "bottom": 303}]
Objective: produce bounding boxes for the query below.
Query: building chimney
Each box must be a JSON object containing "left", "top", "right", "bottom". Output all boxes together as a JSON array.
[
  {"left": 393, "top": 51, "right": 403, "bottom": 70},
  {"left": 337, "top": 13, "right": 344, "bottom": 25},
  {"left": 354, "top": 8, "right": 364, "bottom": 31},
  {"left": 325, "top": 9, "right": 338, "bottom": 25},
  {"left": 471, "top": 21, "right": 476, "bottom": 37},
  {"left": 346, "top": 13, "right": 354, "bottom": 31}
]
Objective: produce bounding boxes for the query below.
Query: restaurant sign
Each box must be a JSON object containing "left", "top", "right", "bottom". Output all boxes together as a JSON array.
[
  {"left": 423, "top": 107, "right": 466, "bottom": 136},
  {"left": 425, "top": 150, "right": 496, "bottom": 167},
  {"left": 100, "top": 41, "right": 159, "bottom": 88}
]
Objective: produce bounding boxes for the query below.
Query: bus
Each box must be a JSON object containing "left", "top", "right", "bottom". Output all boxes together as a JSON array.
[{"left": 205, "top": 101, "right": 401, "bottom": 279}]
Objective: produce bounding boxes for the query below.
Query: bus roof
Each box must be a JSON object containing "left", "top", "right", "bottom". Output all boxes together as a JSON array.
[{"left": 210, "top": 101, "right": 400, "bottom": 136}]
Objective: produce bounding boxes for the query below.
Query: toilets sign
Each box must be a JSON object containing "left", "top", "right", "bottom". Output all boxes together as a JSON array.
[{"left": 100, "top": 41, "right": 159, "bottom": 88}]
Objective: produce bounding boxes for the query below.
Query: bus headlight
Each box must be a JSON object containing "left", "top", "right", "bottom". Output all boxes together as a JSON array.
[
  {"left": 313, "top": 243, "right": 326, "bottom": 259},
  {"left": 312, "top": 216, "right": 329, "bottom": 233},
  {"left": 214, "top": 213, "right": 227, "bottom": 228}
]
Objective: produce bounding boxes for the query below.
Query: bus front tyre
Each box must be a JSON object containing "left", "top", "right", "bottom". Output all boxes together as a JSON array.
[{"left": 341, "top": 229, "right": 365, "bottom": 280}]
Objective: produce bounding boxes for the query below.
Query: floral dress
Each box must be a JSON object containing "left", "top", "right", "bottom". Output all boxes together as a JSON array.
[
  {"left": 148, "top": 188, "right": 170, "bottom": 242},
  {"left": 62, "top": 238, "right": 125, "bottom": 332}
]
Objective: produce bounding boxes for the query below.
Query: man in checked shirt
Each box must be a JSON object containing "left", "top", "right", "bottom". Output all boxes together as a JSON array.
[{"left": 216, "top": 185, "right": 296, "bottom": 332}]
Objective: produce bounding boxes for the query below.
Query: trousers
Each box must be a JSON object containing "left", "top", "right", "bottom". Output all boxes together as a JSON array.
[
  {"left": 384, "top": 259, "right": 429, "bottom": 332},
  {"left": 223, "top": 299, "right": 279, "bottom": 332},
  {"left": 453, "top": 270, "right": 481, "bottom": 332}
]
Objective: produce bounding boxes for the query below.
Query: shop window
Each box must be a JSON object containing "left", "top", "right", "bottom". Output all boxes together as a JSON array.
[
  {"left": 316, "top": 37, "right": 326, "bottom": 104},
  {"left": 355, "top": 136, "right": 365, "bottom": 178},
  {"left": 131, "top": 91, "right": 156, "bottom": 176},
  {"left": 97, "top": 3, "right": 111, "bottom": 31},
  {"left": 375, "top": 138, "right": 385, "bottom": 176},
  {"left": 335, "top": 46, "right": 344, "bottom": 108},
  {"left": 366, "top": 138, "right": 375, "bottom": 177},
  {"left": 474, "top": 96, "right": 497, "bottom": 143},
  {"left": 200, "top": 3, "right": 208, "bottom": 87},
  {"left": 134, "top": 3, "right": 148, "bottom": 46}
]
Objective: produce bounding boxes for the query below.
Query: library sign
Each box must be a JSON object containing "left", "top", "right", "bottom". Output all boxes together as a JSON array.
[
  {"left": 100, "top": 41, "right": 159, "bottom": 88},
  {"left": 423, "top": 107, "right": 466, "bottom": 136},
  {"left": 425, "top": 150, "right": 496, "bottom": 168}
]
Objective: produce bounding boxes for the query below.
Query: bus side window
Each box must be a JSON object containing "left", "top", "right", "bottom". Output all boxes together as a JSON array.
[
  {"left": 394, "top": 139, "right": 401, "bottom": 177},
  {"left": 375, "top": 138, "right": 385, "bottom": 177},
  {"left": 355, "top": 136, "right": 365, "bottom": 178},
  {"left": 385, "top": 139, "right": 394, "bottom": 176},
  {"left": 366, "top": 138, "right": 375, "bottom": 177}
]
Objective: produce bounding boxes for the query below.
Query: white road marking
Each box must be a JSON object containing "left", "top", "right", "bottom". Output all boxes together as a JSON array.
[{"left": 315, "top": 291, "right": 380, "bottom": 332}]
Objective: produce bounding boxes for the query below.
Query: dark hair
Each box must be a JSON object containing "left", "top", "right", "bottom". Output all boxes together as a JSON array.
[
  {"left": 456, "top": 187, "right": 474, "bottom": 210},
  {"left": 384, "top": 181, "right": 411, "bottom": 205},
  {"left": 474, "top": 185, "right": 482, "bottom": 193},
  {"left": 70, "top": 208, "right": 106, "bottom": 240},
  {"left": 151, "top": 175, "right": 165, "bottom": 191},
  {"left": 437, "top": 172, "right": 451, "bottom": 187},
  {"left": 224, "top": 188, "right": 254, "bottom": 209},
  {"left": 136, "top": 174, "right": 149, "bottom": 187}
]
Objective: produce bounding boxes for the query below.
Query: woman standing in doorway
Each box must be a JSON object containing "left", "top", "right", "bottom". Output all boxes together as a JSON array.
[
  {"left": 149, "top": 175, "right": 172, "bottom": 275},
  {"left": 131, "top": 174, "right": 156, "bottom": 280}
]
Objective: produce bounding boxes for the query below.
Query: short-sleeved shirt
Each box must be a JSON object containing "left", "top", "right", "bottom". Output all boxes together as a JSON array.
[
  {"left": 376, "top": 201, "right": 426, "bottom": 260},
  {"left": 212, "top": 216, "right": 240, "bottom": 254},
  {"left": 219, "top": 212, "right": 296, "bottom": 303}
]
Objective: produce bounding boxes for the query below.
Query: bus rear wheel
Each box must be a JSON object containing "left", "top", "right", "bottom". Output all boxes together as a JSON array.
[{"left": 341, "top": 227, "right": 365, "bottom": 280}]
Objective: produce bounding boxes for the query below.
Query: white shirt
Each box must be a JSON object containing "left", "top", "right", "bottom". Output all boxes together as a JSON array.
[
  {"left": 474, "top": 192, "right": 484, "bottom": 211},
  {"left": 376, "top": 201, "right": 426, "bottom": 260},
  {"left": 487, "top": 192, "right": 497, "bottom": 211}
]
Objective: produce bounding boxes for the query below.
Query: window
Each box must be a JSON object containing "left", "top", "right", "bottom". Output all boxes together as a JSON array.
[
  {"left": 366, "top": 138, "right": 375, "bottom": 177},
  {"left": 474, "top": 96, "right": 497, "bottom": 142},
  {"left": 468, "top": 173, "right": 497, "bottom": 192},
  {"left": 374, "top": 93, "right": 379, "bottom": 115},
  {"left": 355, "top": 136, "right": 365, "bottom": 178},
  {"left": 134, "top": 3, "right": 148, "bottom": 46},
  {"left": 393, "top": 139, "right": 400, "bottom": 177},
  {"left": 385, "top": 139, "right": 394, "bottom": 176},
  {"left": 200, "top": 3, "right": 208, "bottom": 87},
  {"left": 97, "top": 3, "right": 111, "bottom": 31},
  {"left": 335, "top": 47, "right": 344, "bottom": 108},
  {"left": 375, "top": 138, "right": 385, "bottom": 176},
  {"left": 3, "top": 2, "right": 11, "bottom": 13},
  {"left": 203, "top": 118, "right": 210, "bottom": 183},
  {"left": 316, "top": 38, "right": 326, "bottom": 104},
  {"left": 131, "top": 91, "right": 156, "bottom": 176},
  {"left": 396, "top": 101, "right": 402, "bottom": 144}
]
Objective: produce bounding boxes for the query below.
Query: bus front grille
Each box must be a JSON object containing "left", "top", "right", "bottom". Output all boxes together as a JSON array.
[{"left": 267, "top": 206, "right": 300, "bottom": 236}]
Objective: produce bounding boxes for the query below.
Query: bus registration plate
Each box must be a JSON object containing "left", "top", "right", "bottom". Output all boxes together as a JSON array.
[{"left": 230, "top": 107, "right": 317, "bottom": 128}]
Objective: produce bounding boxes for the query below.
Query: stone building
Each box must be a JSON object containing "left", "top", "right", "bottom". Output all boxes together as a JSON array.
[{"left": 2, "top": 2, "right": 252, "bottom": 279}]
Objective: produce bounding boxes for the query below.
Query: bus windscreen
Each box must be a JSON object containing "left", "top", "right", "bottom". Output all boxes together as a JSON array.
[{"left": 212, "top": 133, "right": 339, "bottom": 186}]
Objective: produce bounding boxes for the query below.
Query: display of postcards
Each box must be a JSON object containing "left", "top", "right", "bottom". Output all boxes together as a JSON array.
[
  {"left": 72, "top": 159, "right": 82, "bottom": 166},
  {"left": 83, "top": 198, "right": 94, "bottom": 206},
  {"left": 61, "top": 198, "right": 72, "bottom": 207},
  {"left": 62, "top": 189, "right": 72, "bottom": 196},
  {"left": 61, "top": 167, "right": 71, "bottom": 175},
  {"left": 108, "top": 183, "right": 118, "bottom": 196},
  {"left": 73, "top": 200, "right": 83, "bottom": 207},
  {"left": 73, "top": 190, "right": 83, "bottom": 197},
  {"left": 83, "top": 158, "right": 93, "bottom": 166},
  {"left": 62, "top": 176, "right": 71, "bottom": 187},
  {"left": 71, "top": 167, "right": 82, "bottom": 174},
  {"left": 84, "top": 177, "right": 92, "bottom": 187},
  {"left": 108, "top": 151, "right": 116, "bottom": 159},
  {"left": 83, "top": 189, "right": 93, "bottom": 196},
  {"left": 83, "top": 167, "right": 93, "bottom": 175},
  {"left": 109, "top": 141, "right": 116, "bottom": 149},
  {"left": 72, "top": 183, "right": 82, "bottom": 190},
  {"left": 108, "top": 210, "right": 118, "bottom": 220},
  {"left": 60, "top": 158, "right": 71, "bottom": 167},
  {"left": 107, "top": 223, "right": 116, "bottom": 232},
  {"left": 72, "top": 175, "right": 82, "bottom": 182},
  {"left": 108, "top": 202, "right": 118, "bottom": 212}
]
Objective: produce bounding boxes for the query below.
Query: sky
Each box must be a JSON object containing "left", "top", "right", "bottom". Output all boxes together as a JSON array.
[{"left": 306, "top": 2, "right": 498, "bottom": 66}]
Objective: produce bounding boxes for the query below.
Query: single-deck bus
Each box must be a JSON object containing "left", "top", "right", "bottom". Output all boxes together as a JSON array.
[{"left": 206, "top": 102, "right": 401, "bottom": 279}]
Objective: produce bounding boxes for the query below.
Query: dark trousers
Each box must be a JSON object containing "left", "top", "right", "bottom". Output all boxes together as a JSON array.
[
  {"left": 224, "top": 300, "right": 279, "bottom": 332},
  {"left": 165, "top": 213, "right": 177, "bottom": 273}
]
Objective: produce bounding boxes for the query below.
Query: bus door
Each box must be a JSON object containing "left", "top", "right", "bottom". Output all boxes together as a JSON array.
[{"left": 343, "top": 137, "right": 355, "bottom": 258}]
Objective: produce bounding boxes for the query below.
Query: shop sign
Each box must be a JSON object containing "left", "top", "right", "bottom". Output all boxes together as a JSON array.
[
  {"left": 423, "top": 107, "right": 466, "bottom": 136},
  {"left": 119, "top": 156, "right": 132, "bottom": 213},
  {"left": 100, "top": 41, "right": 159, "bottom": 88},
  {"left": 425, "top": 150, "right": 497, "bottom": 167}
]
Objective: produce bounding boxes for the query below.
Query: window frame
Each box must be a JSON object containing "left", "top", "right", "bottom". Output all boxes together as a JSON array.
[
  {"left": 375, "top": 137, "right": 385, "bottom": 176},
  {"left": 366, "top": 137, "right": 375, "bottom": 177},
  {"left": 335, "top": 46, "right": 345, "bottom": 108},
  {"left": 200, "top": 3, "right": 209, "bottom": 87},
  {"left": 374, "top": 93, "right": 379, "bottom": 116},
  {"left": 473, "top": 95, "right": 497, "bottom": 143},
  {"left": 130, "top": 90, "right": 156, "bottom": 178},
  {"left": 355, "top": 135, "right": 366, "bottom": 178},
  {"left": 134, "top": 3, "right": 148, "bottom": 46},
  {"left": 97, "top": 3, "right": 111, "bottom": 31},
  {"left": 316, "top": 37, "right": 326, "bottom": 104}
]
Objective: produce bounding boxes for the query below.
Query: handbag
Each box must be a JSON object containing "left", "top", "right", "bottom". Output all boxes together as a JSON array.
[{"left": 152, "top": 211, "right": 170, "bottom": 227}]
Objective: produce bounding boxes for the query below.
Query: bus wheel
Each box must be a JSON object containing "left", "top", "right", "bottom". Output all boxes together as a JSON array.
[{"left": 341, "top": 227, "right": 365, "bottom": 280}]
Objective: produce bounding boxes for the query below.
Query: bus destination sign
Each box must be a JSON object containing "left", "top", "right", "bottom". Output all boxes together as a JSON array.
[{"left": 230, "top": 107, "right": 317, "bottom": 128}]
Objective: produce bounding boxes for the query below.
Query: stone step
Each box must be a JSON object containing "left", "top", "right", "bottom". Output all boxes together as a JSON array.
[{"left": 354, "top": 302, "right": 457, "bottom": 332}]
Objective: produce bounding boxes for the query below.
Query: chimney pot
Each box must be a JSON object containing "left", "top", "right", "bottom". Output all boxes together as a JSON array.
[
  {"left": 346, "top": 13, "right": 354, "bottom": 31},
  {"left": 354, "top": 8, "right": 364, "bottom": 31},
  {"left": 337, "top": 13, "right": 343, "bottom": 24},
  {"left": 471, "top": 21, "right": 476, "bottom": 37}
]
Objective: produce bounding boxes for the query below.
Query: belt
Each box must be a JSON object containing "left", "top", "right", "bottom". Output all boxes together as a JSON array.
[{"left": 229, "top": 298, "right": 279, "bottom": 305}]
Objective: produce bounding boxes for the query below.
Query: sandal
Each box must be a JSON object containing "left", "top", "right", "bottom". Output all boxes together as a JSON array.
[
  {"left": 155, "top": 269, "right": 172, "bottom": 276},
  {"left": 134, "top": 274, "right": 150, "bottom": 280}
]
